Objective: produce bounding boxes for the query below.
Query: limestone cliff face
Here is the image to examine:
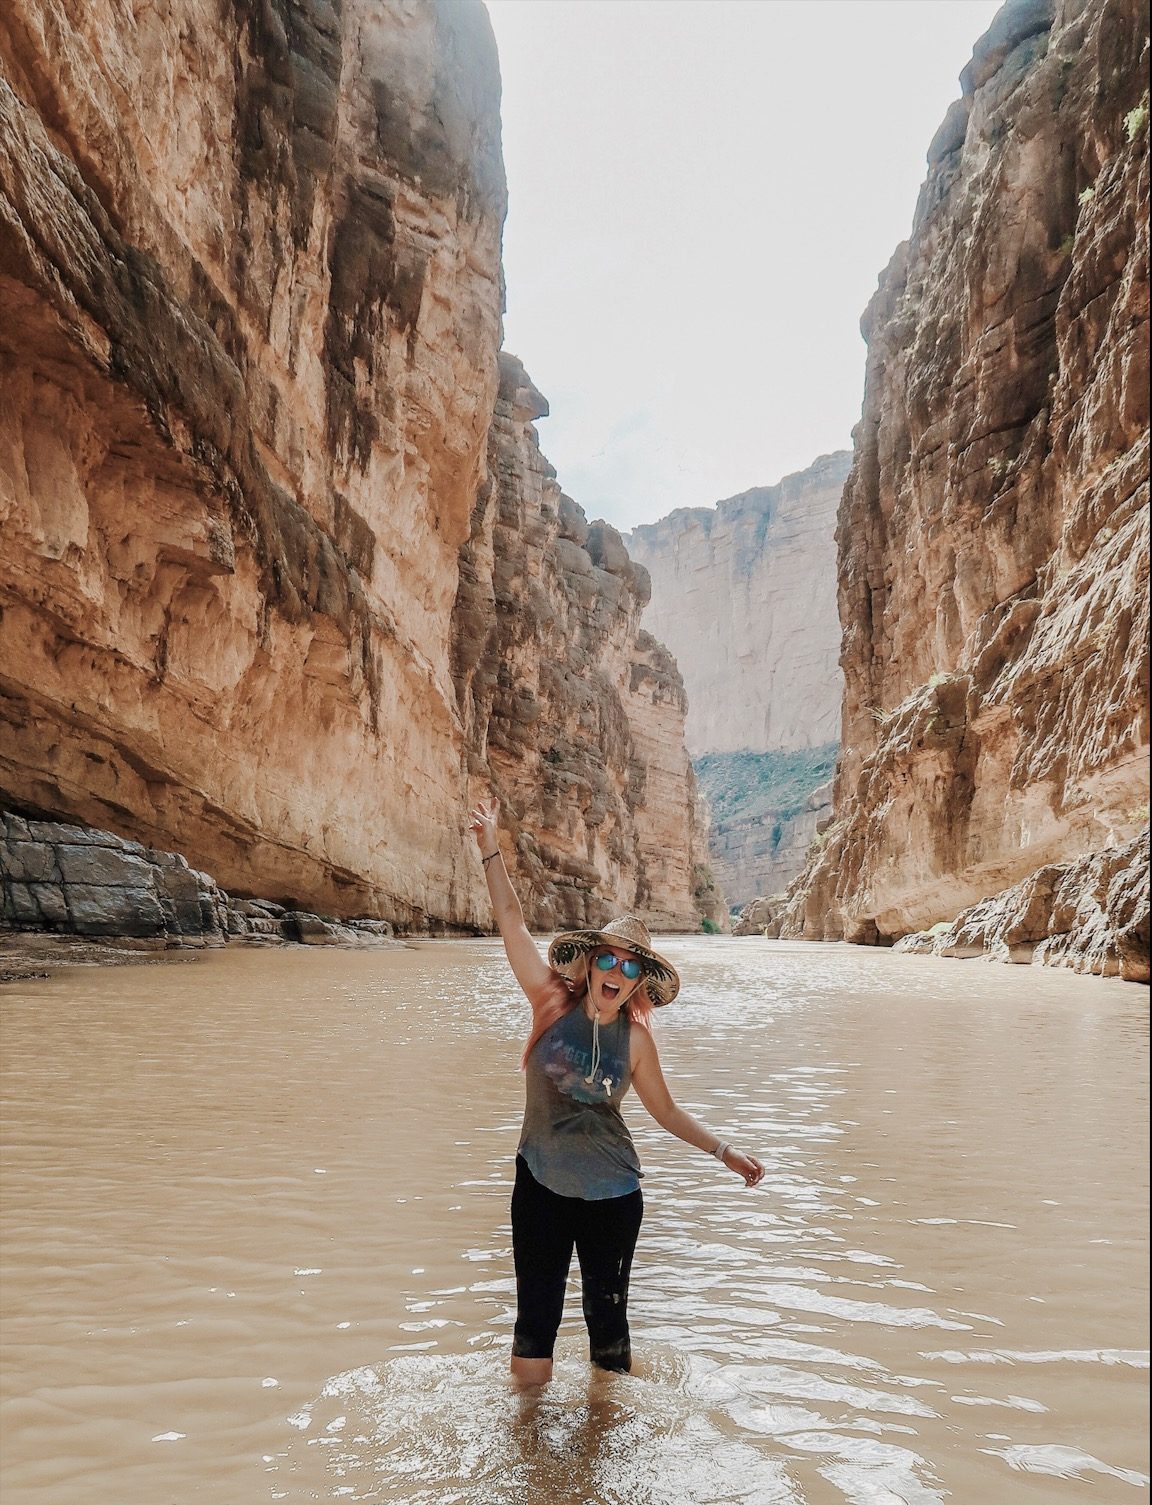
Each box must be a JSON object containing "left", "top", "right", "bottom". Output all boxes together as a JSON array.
[
  {"left": 0, "top": 1, "right": 710, "bottom": 933},
  {"left": 709, "top": 770, "right": 834, "bottom": 910},
  {"left": 895, "top": 828, "right": 1148, "bottom": 981},
  {"left": 783, "top": 0, "right": 1149, "bottom": 976},
  {"left": 627, "top": 453, "right": 849, "bottom": 906},
  {"left": 452, "top": 355, "right": 720, "bottom": 932},
  {"left": 691, "top": 749, "right": 837, "bottom": 909},
  {"left": 0, "top": 0, "right": 506, "bottom": 928},
  {"left": 627, "top": 453, "right": 851, "bottom": 758}
]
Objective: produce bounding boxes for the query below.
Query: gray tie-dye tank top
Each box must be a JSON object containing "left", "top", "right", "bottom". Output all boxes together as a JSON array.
[{"left": 518, "top": 1005, "right": 643, "bottom": 1200}]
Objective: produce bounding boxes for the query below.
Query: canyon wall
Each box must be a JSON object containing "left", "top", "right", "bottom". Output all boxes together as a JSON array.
[
  {"left": 699, "top": 754, "right": 836, "bottom": 912},
  {"left": 783, "top": 0, "right": 1150, "bottom": 978},
  {"left": 627, "top": 453, "right": 851, "bottom": 758},
  {"left": 0, "top": 0, "right": 712, "bottom": 934},
  {"left": 452, "top": 354, "right": 721, "bottom": 931},
  {"left": 627, "top": 453, "right": 849, "bottom": 906}
]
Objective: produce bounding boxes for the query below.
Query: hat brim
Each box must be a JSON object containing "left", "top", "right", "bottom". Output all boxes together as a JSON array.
[{"left": 547, "top": 930, "right": 680, "bottom": 1006}]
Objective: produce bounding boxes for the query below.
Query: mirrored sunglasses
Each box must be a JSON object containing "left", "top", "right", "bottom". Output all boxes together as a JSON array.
[{"left": 593, "top": 951, "right": 643, "bottom": 980}]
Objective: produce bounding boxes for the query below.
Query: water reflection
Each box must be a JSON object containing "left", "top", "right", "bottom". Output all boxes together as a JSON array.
[{"left": 0, "top": 940, "right": 1147, "bottom": 1503}]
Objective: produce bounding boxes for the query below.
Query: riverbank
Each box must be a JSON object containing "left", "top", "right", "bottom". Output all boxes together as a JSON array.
[
  {"left": 0, "top": 929, "right": 405, "bottom": 986},
  {"left": 0, "top": 928, "right": 417, "bottom": 986},
  {"left": 732, "top": 827, "right": 1150, "bottom": 983},
  {"left": 7, "top": 811, "right": 1149, "bottom": 987}
]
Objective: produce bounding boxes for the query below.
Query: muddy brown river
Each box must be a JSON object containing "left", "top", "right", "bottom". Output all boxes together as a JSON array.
[{"left": 1, "top": 939, "right": 1147, "bottom": 1503}]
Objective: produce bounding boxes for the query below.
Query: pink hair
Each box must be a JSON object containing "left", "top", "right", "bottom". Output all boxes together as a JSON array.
[{"left": 521, "top": 962, "right": 655, "bottom": 1069}]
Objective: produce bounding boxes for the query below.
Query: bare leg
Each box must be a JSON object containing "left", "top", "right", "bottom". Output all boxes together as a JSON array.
[{"left": 510, "top": 1355, "right": 553, "bottom": 1387}]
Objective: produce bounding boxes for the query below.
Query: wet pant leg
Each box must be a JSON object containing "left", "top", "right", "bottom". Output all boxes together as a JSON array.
[
  {"left": 574, "top": 1186, "right": 644, "bottom": 1372},
  {"left": 510, "top": 1156, "right": 575, "bottom": 1360}
]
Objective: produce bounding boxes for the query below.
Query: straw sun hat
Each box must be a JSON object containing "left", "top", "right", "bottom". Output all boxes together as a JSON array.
[{"left": 547, "top": 915, "right": 681, "bottom": 1006}]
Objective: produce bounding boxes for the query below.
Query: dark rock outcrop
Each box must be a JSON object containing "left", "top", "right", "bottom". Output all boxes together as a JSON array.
[{"left": 0, "top": 811, "right": 397, "bottom": 948}]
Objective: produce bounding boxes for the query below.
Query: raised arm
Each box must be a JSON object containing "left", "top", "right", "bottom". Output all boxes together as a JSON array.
[
  {"left": 469, "top": 798, "right": 555, "bottom": 1008},
  {"left": 630, "top": 1026, "right": 765, "bottom": 1188}
]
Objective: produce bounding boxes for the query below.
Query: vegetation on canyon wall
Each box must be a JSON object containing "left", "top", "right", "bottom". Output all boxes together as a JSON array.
[
  {"left": 696, "top": 746, "right": 839, "bottom": 833},
  {"left": 629, "top": 453, "right": 849, "bottom": 907},
  {"left": 695, "top": 745, "right": 838, "bottom": 910}
]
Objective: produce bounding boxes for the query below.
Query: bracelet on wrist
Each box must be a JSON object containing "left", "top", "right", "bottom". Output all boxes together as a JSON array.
[
  {"left": 481, "top": 851, "right": 500, "bottom": 866},
  {"left": 711, "top": 1141, "right": 730, "bottom": 1162}
]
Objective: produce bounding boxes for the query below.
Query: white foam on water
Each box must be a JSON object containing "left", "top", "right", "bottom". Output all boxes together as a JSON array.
[
  {"left": 705, "top": 1363, "right": 940, "bottom": 1417},
  {"left": 793, "top": 1435, "right": 947, "bottom": 1503},
  {"left": 981, "top": 1443, "right": 1150, "bottom": 1486},
  {"left": 818, "top": 1462, "right": 946, "bottom": 1505},
  {"left": 269, "top": 1345, "right": 967, "bottom": 1504},
  {"left": 274, "top": 1347, "right": 800, "bottom": 1503},
  {"left": 949, "top": 1393, "right": 1047, "bottom": 1413},
  {"left": 921, "top": 1348, "right": 1151, "bottom": 1368}
]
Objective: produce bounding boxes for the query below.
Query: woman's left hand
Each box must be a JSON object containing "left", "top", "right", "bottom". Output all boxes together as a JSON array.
[{"left": 725, "top": 1149, "right": 765, "bottom": 1188}]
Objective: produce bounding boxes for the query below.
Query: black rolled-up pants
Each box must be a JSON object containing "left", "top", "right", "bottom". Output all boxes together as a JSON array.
[{"left": 510, "top": 1154, "right": 644, "bottom": 1372}]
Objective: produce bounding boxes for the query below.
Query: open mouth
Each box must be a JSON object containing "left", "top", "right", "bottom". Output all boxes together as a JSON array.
[{"left": 601, "top": 981, "right": 621, "bottom": 1001}]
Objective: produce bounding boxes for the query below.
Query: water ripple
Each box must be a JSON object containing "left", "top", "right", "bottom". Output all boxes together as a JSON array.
[{"left": 1, "top": 939, "right": 1146, "bottom": 1503}]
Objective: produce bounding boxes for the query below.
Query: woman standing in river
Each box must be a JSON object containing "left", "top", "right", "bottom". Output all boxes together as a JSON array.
[{"left": 468, "top": 798, "right": 765, "bottom": 1386}]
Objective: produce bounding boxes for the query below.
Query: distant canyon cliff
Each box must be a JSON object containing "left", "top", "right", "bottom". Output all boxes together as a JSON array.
[
  {"left": 785, "top": 0, "right": 1149, "bottom": 978},
  {"left": 0, "top": 0, "right": 715, "bottom": 934},
  {"left": 627, "top": 454, "right": 849, "bottom": 905}
]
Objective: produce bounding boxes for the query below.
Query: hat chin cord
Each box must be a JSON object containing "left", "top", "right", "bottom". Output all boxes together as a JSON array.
[{"left": 584, "top": 996, "right": 622, "bottom": 1094}]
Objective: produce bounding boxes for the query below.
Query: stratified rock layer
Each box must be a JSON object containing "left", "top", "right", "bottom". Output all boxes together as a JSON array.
[
  {"left": 783, "top": 0, "right": 1149, "bottom": 976},
  {"left": 0, "top": 812, "right": 397, "bottom": 946},
  {"left": 627, "top": 453, "right": 850, "bottom": 906},
  {"left": 895, "top": 828, "right": 1149, "bottom": 982},
  {"left": 0, "top": 1, "right": 712, "bottom": 934},
  {"left": 627, "top": 453, "right": 851, "bottom": 758},
  {"left": 452, "top": 356, "right": 721, "bottom": 931}
]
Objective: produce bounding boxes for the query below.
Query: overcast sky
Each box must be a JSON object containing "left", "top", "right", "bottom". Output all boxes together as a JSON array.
[{"left": 484, "top": 0, "right": 1003, "bottom": 533}]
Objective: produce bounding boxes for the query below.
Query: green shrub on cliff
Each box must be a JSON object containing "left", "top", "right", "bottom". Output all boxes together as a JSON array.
[
  {"left": 1125, "top": 92, "right": 1148, "bottom": 141},
  {"left": 695, "top": 744, "right": 838, "bottom": 830}
]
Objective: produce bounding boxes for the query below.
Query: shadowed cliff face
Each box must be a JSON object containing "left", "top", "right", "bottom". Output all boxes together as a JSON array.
[
  {"left": 0, "top": 0, "right": 506, "bottom": 927},
  {"left": 452, "top": 355, "right": 722, "bottom": 932},
  {"left": 783, "top": 0, "right": 1149, "bottom": 975},
  {"left": 0, "top": 0, "right": 711, "bottom": 932}
]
